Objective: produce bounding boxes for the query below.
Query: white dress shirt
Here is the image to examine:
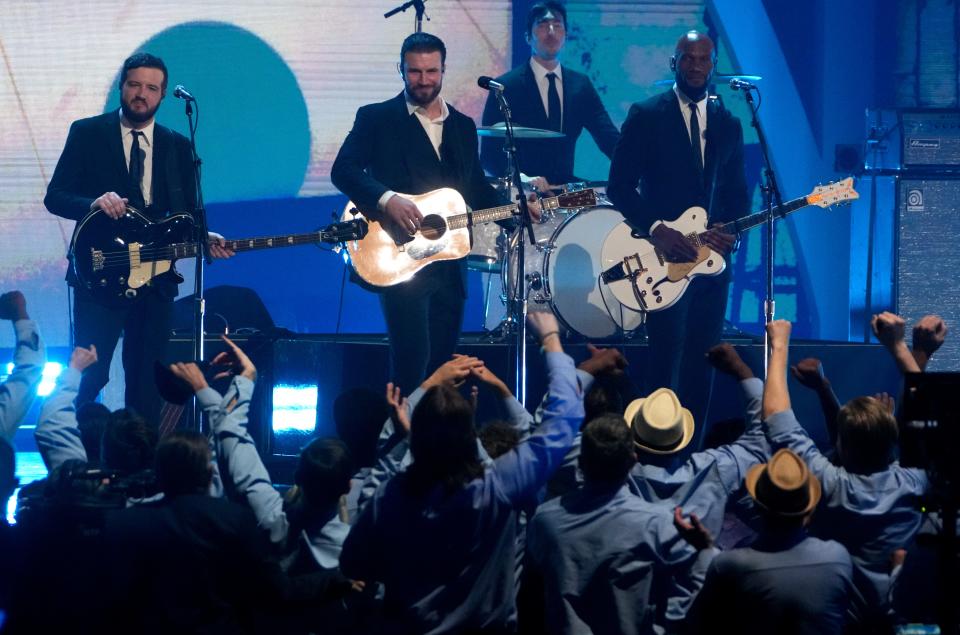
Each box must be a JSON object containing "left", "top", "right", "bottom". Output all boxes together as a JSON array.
[
  {"left": 120, "top": 112, "right": 155, "bottom": 207},
  {"left": 530, "top": 58, "right": 563, "bottom": 123},
  {"left": 378, "top": 95, "right": 451, "bottom": 211}
]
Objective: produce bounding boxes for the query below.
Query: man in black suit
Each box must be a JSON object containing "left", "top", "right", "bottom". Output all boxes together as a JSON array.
[
  {"left": 480, "top": 1, "right": 619, "bottom": 187},
  {"left": 45, "top": 52, "right": 231, "bottom": 423},
  {"left": 331, "top": 33, "right": 505, "bottom": 393},
  {"left": 607, "top": 31, "right": 749, "bottom": 430}
]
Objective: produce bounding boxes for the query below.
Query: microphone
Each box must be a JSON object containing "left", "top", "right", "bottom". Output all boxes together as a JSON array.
[
  {"left": 173, "top": 85, "right": 196, "bottom": 101},
  {"left": 728, "top": 78, "right": 756, "bottom": 92},
  {"left": 478, "top": 76, "right": 505, "bottom": 92}
]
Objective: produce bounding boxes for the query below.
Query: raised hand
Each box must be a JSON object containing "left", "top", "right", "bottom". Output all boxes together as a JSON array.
[
  {"left": 528, "top": 310, "right": 562, "bottom": 352},
  {"left": 0, "top": 291, "right": 28, "bottom": 321},
  {"left": 385, "top": 382, "right": 411, "bottom": 434},
  {"left": 871, "top": 312, "right": 906, "bottom": 349},
  {"left": 912, "top": 315, "right": 947, "bottom": 357},
  {"left": 168, "top": 362, "right": 209, "bottom": 392},
  {"left": 69, "top": 345, "right": 98, "bottom": 372},
  {"left": 578, "top": 343, "right": 628, "bottom": 377},
  {"left": 673, "top": 507, "right": 714, "bottom": 551},
  {"left": 766, "top": 319, "right": 792, "bottom": 350},
  {"left": 469, "top": 363, "right": 512, "bottom": 398},
  {"left": 790, "top": 358, "right": 827, "bottom": 390},
  {"left": 706, "top": 343, "right": 752, "bottom": 380},
  {"left": 423, "top": 355, "right": 485, "bottom": 390},
  {"left": 873, "top": 392, "right": 896, "bottom": 414},
  {"left": 209, "top": 335, "right": 257, "bottom": 381}
]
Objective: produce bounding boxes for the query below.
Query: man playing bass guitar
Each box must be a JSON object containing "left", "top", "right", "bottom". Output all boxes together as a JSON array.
[
  {"left": 607, "top": 30, "right": 748, "bottom": 430},
  {"left": 45, "top": 53, "right": 233, "bottom": 423}
]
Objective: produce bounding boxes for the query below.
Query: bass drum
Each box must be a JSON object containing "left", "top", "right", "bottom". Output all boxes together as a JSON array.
[{"left": 506, "top": 206, "right": 644, "bottom": 339}]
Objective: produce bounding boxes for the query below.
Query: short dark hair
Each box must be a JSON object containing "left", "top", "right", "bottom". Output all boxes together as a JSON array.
[
  {"left": 118, "top": 52, "right": 168, "bottom": 91},
  {"left": 155, "top": 431, "right": 211, "bottom": 497},
  {"left": 101, "top": 408, "right": 158, "bottom": 474},
  {"left": 399, "top": 32, "right": 447, "bottom": 70},
  {"left": 526, "top": 1, "right": 568, "bottom": 37},
  {"left": 295, "top": 437, "right": 355, "bottom": 509},
  {"left": 334, "top": 387, "right": 389, "bottom": 468},
  {"left": 584, "top": 376, "right": 624, "bottom": 427},
  {"left": 579, "top": 415, "right": 636, "bottom": 484},
  {"left": 837, "top": 396, "right": 899, "bottom": 474},
  {"left": 407, "top": 384, "right": 482, "bottom": 493}
]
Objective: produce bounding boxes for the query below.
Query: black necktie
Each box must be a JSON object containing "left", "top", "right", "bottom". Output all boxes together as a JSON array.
[
  {"left": 129, "top": 130, "right": 145, "bottom": 207},
  {"left": 546, "top": 72, "right": 562, "bottom": 132},
  {"left": 689, "top": 103, "right": 702, "bottom": 172}
]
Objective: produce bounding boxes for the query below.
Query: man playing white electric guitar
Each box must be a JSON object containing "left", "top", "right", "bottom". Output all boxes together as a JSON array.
[{"left": 607, "top": 30, "right": 748, "bottom": 431}]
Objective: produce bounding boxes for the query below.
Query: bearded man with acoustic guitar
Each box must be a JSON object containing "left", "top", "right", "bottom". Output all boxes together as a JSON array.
[
  {"left": 331, "top": 33, "right": 509, "bottom": 394},
  {"left": 607, "top": 31, "right": 749, "bottom": 430},
  {"left": 45, "top": 52, "right": 232, "bottom": 423}
]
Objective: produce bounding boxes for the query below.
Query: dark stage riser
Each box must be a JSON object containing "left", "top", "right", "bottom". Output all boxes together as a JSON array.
[{"left": 167, "top": 336, "right": 905, "bottom": 484}]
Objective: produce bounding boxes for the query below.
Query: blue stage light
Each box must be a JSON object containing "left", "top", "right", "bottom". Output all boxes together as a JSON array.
[
  {"left": 272, "top": 384, "right": 318, "bottom": 433},
  {"left": 3, "top": 361, "right": 64, "bottom": 397}
]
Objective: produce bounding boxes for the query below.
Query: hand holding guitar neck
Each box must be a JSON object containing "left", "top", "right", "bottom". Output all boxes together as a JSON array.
[{"left": 651, "top": 223, "right": 697, "bottom": 262}]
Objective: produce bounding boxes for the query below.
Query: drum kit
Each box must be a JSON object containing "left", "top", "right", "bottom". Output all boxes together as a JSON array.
[{"left": 471, "top": 124, "right": 645, "bottom": 340}]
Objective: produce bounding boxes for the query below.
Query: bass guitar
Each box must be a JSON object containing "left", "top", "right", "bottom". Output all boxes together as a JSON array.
[
  {"left": 70, "top": 206, "right": 367, "bottom": 303},
  {"left": 599, "top": 177, "right": 859, "bottom": 312},
  {"left": 341, "top": 187, "right": 596, "bottom": 287}
]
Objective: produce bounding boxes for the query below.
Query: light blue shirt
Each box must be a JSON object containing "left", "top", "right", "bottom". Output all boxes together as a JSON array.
[
  {"left": 527, "top": 481, "right": 713, "bottom": 635},
  {"left": 765, "top": 408, "right": 928, "bottom": 623},
  {"left": 0, "top": 319, "right": 44, "bottom": 445},
  {"left": 340, "top": 351, "right": 584, "bottom": 635},
  {"left": 201, "top": 375, "right": 350, "bottom": 569}
]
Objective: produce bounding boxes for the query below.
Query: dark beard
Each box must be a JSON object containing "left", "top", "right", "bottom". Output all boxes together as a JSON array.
[
  {"left": 121, "top": 98, "right": 159, "bottom": 124},
  {"left": 406, "top": 84, "right": 441, "bottom": 107},
  {"left": 676, "top": 75, "right": 708, "bottom": 102}
]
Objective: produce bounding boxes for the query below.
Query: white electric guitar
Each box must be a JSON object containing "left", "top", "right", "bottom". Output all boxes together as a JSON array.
[{"left": 599, "top": 177, "right": 859, "bottom": 312}]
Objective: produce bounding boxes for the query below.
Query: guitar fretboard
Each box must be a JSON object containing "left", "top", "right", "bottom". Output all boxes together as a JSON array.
[
  {"left": 168, "top": 231, "right": 334, "bottom": 259},
  {"left": 447, "top": 204, "right": 518, "bottom": 230},
  {"left": 715, "top": 195, "right": 810, "bottom": 235}
]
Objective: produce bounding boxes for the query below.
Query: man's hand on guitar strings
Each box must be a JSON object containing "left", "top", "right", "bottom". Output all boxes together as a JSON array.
[
  {"left": 701, "top": 223, "right": 736, "bottom": 255},
  {"left": 207, "top": 232, "right": 235, "bottom": 259},
  {"left": 650, "top": 224, "right": 698, "bottom": 262},
  {"left": 385, "top": 194, "right": 424, "bottom": 235}
]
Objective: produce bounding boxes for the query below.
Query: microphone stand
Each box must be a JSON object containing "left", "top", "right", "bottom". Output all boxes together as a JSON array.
[
  {"left": 183, "top": 97, "right": 211, "bottom": 430},
  {"left": 741, "top": 86, "right": 785, "bottom": 377},
  {"left": 383, "top": 0, "right": 428, "bottom": 32},
  {"left": 493, "top": 88, "right": 537, "bottom": 406}
]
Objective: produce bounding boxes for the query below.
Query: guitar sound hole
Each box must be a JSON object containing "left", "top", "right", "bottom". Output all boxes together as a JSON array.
[{"left": 420, "top": 215, "right": 447, "bottom": 240}]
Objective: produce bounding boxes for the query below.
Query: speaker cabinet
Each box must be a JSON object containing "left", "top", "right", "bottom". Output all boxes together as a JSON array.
[{"left": 896, "top": 177, "right": 960, "bottom": 370}]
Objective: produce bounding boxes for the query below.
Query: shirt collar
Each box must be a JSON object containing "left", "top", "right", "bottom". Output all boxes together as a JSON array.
[
  {"left": 530, "top": 57, "right": 563, "bottom": 83},
  {"left": 119, "top": 110, "right": 155, "bottom": 147},
  {"left": 672, "top": 83, "right": 708, "bottom": 117},
  {"left": 405, "top": 94, "right": 450, "bottom": 121}
]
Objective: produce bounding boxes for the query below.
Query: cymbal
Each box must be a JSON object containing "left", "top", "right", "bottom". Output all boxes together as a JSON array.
[
  {"left": 477, "top": 123, "right": 565, "bottom": 139},
  {"left": 652, "top": 74, "right": 762, "bottom": 87}
]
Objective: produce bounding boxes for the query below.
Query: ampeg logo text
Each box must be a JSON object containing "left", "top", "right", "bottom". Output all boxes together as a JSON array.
[
  {"left": 906, "top": 188, "right": 924, "bottom": 212},
  {"left": 909, "top": 138, "right": 941, "bottom": 149}
]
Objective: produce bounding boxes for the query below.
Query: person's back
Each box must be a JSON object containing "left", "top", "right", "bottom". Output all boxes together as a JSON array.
[{"left": 695, "top": 533, "right": 851, "bottom": 634}]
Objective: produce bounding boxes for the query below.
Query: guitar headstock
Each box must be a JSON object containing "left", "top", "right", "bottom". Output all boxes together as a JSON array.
[
  {"left": 552, "top": 188, "right": 597, "bottom": 209},
  {"left": 807, "top": 177, "right": 859, "bottom": 208},
  {"left": 322, "top": 218, "right": 368, "bottom": 243}
]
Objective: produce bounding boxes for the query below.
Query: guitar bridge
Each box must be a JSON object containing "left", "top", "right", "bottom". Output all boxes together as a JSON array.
[{"left": 91, "top": 248, "right": 105, "bottom": 272}]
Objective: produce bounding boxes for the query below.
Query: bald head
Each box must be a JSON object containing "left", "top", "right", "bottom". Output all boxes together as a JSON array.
[{"left": 672, "top": 30, "right": 716, "bottom": 100}]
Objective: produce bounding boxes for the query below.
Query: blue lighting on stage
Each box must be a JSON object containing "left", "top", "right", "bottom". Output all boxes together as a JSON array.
[
  {"left": 272, "top": 384, "right": 318, "bottom": 433},
  {"left": 3, "top": 362, "right": 64, "bottom": 397}
]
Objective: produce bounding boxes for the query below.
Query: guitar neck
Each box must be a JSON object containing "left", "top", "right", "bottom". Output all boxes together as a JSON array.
[
  {"left": 446, "top": 191, "right": 580, "bottom": 230},
  {"left": 719, "top": 195, "right": 813, "bottom": 235},
  {"left": 171, "top": 231, "right": 332, "bottom": 258}
]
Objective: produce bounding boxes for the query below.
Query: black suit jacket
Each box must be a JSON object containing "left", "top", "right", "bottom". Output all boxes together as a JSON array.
[
  {"left": 607, "top": 90, "right": 749, "bottom": 232},
  {"left": 45, "top": 111, "right": 196, "bottom": 295},
  {"left": 330, "top": 92, "right": 502, "bottom": 293},
  {"left": 480, "top": 62, "right": 619, "bottom": 184},
  {"left": 45, "top": 110, "right": 196, "bottom": 222}
]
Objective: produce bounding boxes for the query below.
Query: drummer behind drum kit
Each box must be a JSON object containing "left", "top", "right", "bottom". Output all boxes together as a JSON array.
[{"left": 471, "top": 123, "right": 643, "bottom": 340}]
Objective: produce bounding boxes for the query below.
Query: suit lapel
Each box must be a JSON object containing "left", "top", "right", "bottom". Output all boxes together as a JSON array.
[
  {"left": 661, "top": 91, "right": 703, "bottom": 183},
  {"left": 396, "top": 94, "right": 443, "bottom": 185},
  {"left": 105, "top": 113, "right": 129, "bottom": 186}
]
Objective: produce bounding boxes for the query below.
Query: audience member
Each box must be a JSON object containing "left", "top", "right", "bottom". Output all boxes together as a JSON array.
[
  {"left": 339, "top": 311, "right": 584, "bottom": 634},
  {"left": 677, "top": 447, "right": 853, "bottom": 634},
  {"left": 525, "top": 414, "right": 711, "bottom": 634},
  {"left": 762, "top": 317, "right": 929, "bottom": 631}
]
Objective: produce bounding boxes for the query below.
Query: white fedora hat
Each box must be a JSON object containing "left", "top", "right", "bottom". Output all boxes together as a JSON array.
[{"left": 623, "top": 387, "right": 695, "bottom": 455}]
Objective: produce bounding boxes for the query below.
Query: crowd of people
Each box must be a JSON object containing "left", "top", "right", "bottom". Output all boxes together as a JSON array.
[{"left": 0, "top": 286, "right": 951, "bottom": 634}]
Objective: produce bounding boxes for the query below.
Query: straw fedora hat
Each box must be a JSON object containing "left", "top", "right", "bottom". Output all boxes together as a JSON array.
[
  {"left": 745, "top": 448, "right": 822, "bottom": 517},
  {"left": 623, "top": 388, "right": 695, "bottom": 455}
]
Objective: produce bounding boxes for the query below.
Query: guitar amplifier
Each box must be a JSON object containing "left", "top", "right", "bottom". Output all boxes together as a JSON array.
[
  {"left": 901, "top": 110, "right": 960, "bottom": 170},
  {"left": 896, "top": 177, "right": 960, "bottom": 371}
]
